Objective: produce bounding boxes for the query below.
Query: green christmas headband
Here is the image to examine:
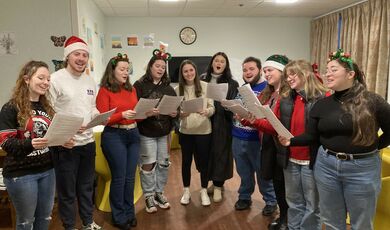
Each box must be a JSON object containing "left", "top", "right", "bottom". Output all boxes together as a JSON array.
[
  {"left": 111, "top": 53, "right": 129, "bottom": 66},
  {"left": 328, "top": 49, "right": 354, "bottom": 70}
]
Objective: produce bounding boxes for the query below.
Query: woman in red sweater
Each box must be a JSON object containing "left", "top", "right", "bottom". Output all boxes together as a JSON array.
[
  {"left": 246, "top": 60, "right": 327, "bottom": 230},
  {"left": 96, "top": 53, "right": 139, "bottom": 230}
]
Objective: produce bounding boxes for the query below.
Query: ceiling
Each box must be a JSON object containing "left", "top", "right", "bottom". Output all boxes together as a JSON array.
[{"left": 92, "top": 0, "right": 365, "bottom": 17}]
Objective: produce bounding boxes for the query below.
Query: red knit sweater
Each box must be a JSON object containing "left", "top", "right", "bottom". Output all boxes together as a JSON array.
[{"left": 96, "top": 86, "right": 138, "bottom": 125}]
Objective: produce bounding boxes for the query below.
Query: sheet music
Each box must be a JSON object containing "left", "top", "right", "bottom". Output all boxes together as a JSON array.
[
  {"left": 206, "top": 83, "right": 228, "bottom": 101},
  {"left": 85, "top": 108, "right": 116, "bottom": 129},
  {"left": 237, "top": 84, "right": 262, "bottom": 106},
  {"left": 226, "top": 104, "right": 249, "bottom": 119},
  {"left": 134, "top": 98, "right": 160, "bottom": 119},
  {"left": 259, "top": 105, "right": 294, "bottom": 138},
  {"left": 238, "top": 84, "right": 265, "bottom": 119},
  {"left": 181, "top": 97, "right": 204, "bottom": 113},
  {"left": 221, "top": 99, "right": 243, "bottom": 108},
  {"left": 157, "top": 95, "right": 184, "bottom": 115},
  {"left": 44, "top": 113, "right": 84, "bottom": 146}
]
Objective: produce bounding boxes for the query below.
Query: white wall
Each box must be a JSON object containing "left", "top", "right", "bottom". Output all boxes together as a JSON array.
[
  {"left": 0, "top": 1, "right": 311, "bottom": 106},
  {"left": 0, "top": 0, "right": 73, "bottom": 107},
  {"left": 76, "top": 0, "right": 106, "bottom": 85},
  {"left": 104, "top": 17, "right": 311, "bottom": 85}
]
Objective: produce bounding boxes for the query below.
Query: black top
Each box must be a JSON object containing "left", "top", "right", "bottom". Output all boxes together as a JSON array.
[
  {"left": 291, "top": 89, "right": 390, "bottom": 153},
  {"left": 133, "top": 79, "right": 177, "bottom": 137},
  {"left": 0, "top": 101, "right": 53, "bottom": 178}
]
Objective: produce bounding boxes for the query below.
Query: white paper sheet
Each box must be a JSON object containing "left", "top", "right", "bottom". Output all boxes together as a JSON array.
[
  {"left": 181, "top": 97, "right": 204, "bottom": 113},
  {"left": 259, "top": 105, "right": 294, "bottom": 138},
  {"left": 226, "top": 104, "right": 249, "bottom": 119},
  {"left": 237, "top": 84, "right": 262, "bottom": 106},
  {"left": 134, "top": 98, "right": 160, "bottom": 119},
  {"left": 238, "top": 84, "right": 265, "bottom": 119},
  {"left": 85, "top": 108, "right": 116, "bottom": 129},
  {"left": 44, "top": 114, "right": 84, "bottom": 146},
  {"left": 157, "top": 95, "right": 183, "bottom": 115},
  {"left": 206, "top": 83, "right": 228, "bottom": 101},
  {"left": 221, "top": 99, "right": 243, "bottom": 107}
]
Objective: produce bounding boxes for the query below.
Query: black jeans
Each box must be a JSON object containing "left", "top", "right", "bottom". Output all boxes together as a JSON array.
[
  {"left": 179, "top": 133, "right": 211, "bottom": 188},
  {"left": 52, "top": 142, "right": 96, "bottom": 230}
]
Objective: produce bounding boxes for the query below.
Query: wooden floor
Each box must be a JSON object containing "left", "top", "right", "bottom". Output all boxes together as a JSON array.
[{"left": 0, "top": 149, "right": 275, "bottom": 230}]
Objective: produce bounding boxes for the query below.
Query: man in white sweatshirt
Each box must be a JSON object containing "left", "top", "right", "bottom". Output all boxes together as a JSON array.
[{"left": 49, "top": 36, "right": 102, "bottom": 230}]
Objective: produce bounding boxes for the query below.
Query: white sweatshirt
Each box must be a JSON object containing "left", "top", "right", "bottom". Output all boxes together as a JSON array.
[{"left": 49, "top": 68, "right": 99, "bottom": 146}]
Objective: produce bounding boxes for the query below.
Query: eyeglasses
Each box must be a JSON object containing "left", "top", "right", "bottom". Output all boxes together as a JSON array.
[{"left": 286, "top": 73, "right": 298, "bottom": 79}]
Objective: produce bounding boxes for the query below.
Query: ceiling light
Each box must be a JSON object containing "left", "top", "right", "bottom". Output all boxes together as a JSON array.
[
  {"left": 159, "top": 0, "right": 179, "bottom": 2},
  {"left": 275, "top": 0, "right": 298, "bottom": 3}
]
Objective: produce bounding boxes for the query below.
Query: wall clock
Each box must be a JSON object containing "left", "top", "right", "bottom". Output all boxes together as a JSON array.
[{"left": 179, "top": 27, "right": 197, "bottom": 45}]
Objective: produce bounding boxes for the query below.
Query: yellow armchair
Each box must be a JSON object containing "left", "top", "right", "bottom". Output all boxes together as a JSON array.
[
  {"left": 94, "top": 129, "right": 143, "bottom": 212},
  {"left": 381, "top": 148, "right": 390, "bottom": 178},
  {"left": 374, "top": 176, "right": 390, "bottom": 229}
]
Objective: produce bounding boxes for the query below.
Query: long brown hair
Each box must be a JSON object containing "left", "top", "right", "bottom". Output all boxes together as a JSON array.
[
  {"left": 100, "top": 54, "right": 132, "bottom": 93},
  {"left": 139, "top": 56, "right": 170, "bottom": 85},
  {"left": 336, "top": 60, "right": 375, "bottom": 146},
  {"left": 10, "top": 61, "right": 55, "bottom": 127},
  {"left": 283, "top": 60, "right": 327, "bottom": 101},
  {"left": 178, "top": 60, "right": 202, "bottom": 97}
]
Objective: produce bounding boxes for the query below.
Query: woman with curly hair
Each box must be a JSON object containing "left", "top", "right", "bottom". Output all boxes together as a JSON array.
[{"left": 0, "top": 61, "right": 72, "bottom": 229}]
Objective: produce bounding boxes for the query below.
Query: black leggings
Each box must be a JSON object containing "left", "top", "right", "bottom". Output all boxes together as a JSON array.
[
  {"left": 273, "top": 166, "right": 288, "bottom": 222},
  {"left": 179, "top": 133, "right": 211, "bottom": 188}
]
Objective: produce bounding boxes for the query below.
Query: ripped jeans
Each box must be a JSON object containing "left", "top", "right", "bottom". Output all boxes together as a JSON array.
[
  {"left": 4, "top": 168, "right": 55, "bottom": 230},
  {"left": 139, "top": 134, "right": 170, "bottom": 197}
]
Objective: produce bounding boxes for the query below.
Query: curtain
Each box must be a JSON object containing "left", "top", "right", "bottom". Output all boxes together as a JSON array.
[
  {"left": 310, "top": 13, "right": 339, "bottom": 77},
  {"left": 311, "top": 0, "right": 389, "bottom": 98}
]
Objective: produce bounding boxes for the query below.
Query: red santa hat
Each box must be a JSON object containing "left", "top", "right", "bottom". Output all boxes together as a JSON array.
[{"left": 63, "top": 36, "right": 89, "bottom": 59}]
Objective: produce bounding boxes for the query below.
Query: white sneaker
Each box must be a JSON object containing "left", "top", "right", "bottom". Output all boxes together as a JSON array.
[
  {"left": 213, "top": 186, "right": 222, "bottom": 202},
  {"left": 81, "top": 221, "right": 102, "bottom": 230},
  {"left": 180, "top": 187, "right": 191, "bottom": 205},
  {"left": 200, "top": 188, "right": 211, "bottom": 206},
  {"left": 207, "top": 184, "right": 224, "bottom": 194}
]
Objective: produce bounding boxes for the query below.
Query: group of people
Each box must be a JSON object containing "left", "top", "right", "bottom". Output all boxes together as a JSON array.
[{"left": 0, "top": 34, "right": 389, "bottom": 230}]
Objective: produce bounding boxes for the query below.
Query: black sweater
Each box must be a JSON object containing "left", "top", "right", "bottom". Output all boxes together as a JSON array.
[
  {"left": 0, "top": 102, "right": 53, "bottom": 178},
  {"left": 291, "top": 89, "right": 390, "bottom": 153},
  {"left": 133, "top": 79, "right": 177, "bottom": 137}
]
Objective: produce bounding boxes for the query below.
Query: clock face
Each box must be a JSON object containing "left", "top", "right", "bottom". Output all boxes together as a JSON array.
[{"left": 179, "top": 27, "right": 197, "bottom": 45}]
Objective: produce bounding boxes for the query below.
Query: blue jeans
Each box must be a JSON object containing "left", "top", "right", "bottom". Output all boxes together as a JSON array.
[
  {"left": 4, "top": 169, "right": 55, "bottom": 230},
  {"left": 101, "top": 126, "right": 140, "bottom": 225},
  {"left": 314, "top": 146, "right": 381, "bottom": 230},
  {"left": 232, "top": 137, "right": 277, "bottom": 205},
  {"left": 284, "top": 161, "right": 320, "bottom": 230},
  {"left": 139, "top": 134, "right": 170, "bottom": 197}
]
